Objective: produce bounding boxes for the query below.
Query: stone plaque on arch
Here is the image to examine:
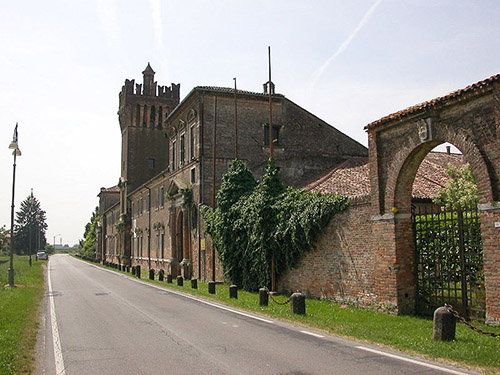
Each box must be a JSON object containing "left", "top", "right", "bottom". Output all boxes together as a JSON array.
[{"left": 417, "top": 118, "right": 432, "bottom": 142}]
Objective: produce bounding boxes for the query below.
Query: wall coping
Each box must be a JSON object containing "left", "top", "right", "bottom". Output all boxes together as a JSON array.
[
  {"left": 371, "top": 213, "right": 412, "bottom": 221},
  {"left": 478, "top": 202, "right": 500, "bottom": 212}
]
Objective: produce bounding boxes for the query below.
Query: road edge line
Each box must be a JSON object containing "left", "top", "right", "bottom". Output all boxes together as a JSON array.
[
  {"left": 355, "top": 346, "right": 472, "bottom": 375},
  {"left": 48, "top": 260, "right": 66, "bottom": 375}
]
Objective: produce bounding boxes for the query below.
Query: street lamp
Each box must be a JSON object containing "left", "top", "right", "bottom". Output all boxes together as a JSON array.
[{"left": 8, "top": 123, "right": 21, "bottom": 287}]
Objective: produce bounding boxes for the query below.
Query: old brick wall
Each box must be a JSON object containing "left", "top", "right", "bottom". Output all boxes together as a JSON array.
[{"left": 278, "top": 198, "right": 381, "bottom": 309}]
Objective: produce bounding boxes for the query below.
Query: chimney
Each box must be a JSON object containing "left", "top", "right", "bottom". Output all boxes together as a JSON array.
[{"left": 446, "top": 145, "right": 451, "bottom": 155}]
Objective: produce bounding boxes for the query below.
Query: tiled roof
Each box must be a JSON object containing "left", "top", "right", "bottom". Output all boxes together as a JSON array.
[
  {"left": 365, "top": 73, "right": 500, "bottom": 130},
  {"left": 304, "top": 157, "right": 370, "bottom": 198},
  {"left": 305, "top": 152, "right": 465, "bottom": 200},
  {"left": 195, "top": 86, "right": 285, "bottom": 98}
]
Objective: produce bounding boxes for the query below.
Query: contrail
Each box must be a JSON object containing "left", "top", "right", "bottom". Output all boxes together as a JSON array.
[{"left": 308, "top": 0, "right": 383, "bottom": 92}]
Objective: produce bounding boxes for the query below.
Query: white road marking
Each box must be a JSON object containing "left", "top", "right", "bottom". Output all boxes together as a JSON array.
[
  {"left": 48, "top": 262, "right": 66, "bottom": 375},
  {"left": 300, "top": 330, "right": 324, "bottom": 338},
  {"left": 355, "top": 346, "right": 472, "bottom": 375}
]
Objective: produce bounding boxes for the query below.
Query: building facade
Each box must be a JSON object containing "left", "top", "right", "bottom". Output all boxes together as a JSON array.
[{"left": 98, "top": 64, "right": 368, "bottom": 281}]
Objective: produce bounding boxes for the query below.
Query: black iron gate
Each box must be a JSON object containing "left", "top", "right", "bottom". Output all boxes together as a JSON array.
[{"left": 412, "top": 205, "right": 485, "bottom": 320}]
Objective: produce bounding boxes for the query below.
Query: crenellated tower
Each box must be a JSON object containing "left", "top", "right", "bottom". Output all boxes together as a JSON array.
[{"left": 118, "top": 63, "right": 180, "bottom": 193}]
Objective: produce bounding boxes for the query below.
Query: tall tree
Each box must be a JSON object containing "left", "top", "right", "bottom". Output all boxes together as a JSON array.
[
  {"left": 80, "top": 207, "right": 100, "bottom": 258},
  {"left": 13, "top": 191, "right": 48, "bottom": 254},
  {"left": 433, "top": 163, "right": 479, "bottom": 209},
  {"left": 0, "top": 225, "right": 9, "bottom": 254}
]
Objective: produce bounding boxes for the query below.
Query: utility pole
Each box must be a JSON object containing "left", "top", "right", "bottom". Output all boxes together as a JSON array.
[{"left": 268, "top": 46, "right": 277, "bottom": 292}]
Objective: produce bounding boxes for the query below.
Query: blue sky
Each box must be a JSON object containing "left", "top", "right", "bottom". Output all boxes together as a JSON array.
[{"left": 1, "top": 0, "right": 499, "bottom": 245}]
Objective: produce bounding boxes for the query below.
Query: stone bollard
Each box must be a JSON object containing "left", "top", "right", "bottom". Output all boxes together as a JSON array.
[
  {"left": 191, "top": 279, "right": 198, "bottom": 289},
  {"left": 158, "top": 270, "right": 164, "bottom": 281},
  {"left": 177, "top": 276, "right": 184, "bottom": 286},
  {"left": 208, "top": 281, "right": 216, "bottom": 294},
  {"left": 149, "top": 269, "right": 155, "bottom": 280},
  {"left": 136, "top": 265, "right": 141, "bottom": 278},
  {"left": 167, "top": 274, "right": 173, "bottom": 283},
  {"left": 259, "top": 288, "right": 269, "bottom": 306},
  {"left": 229, "top": 285, "right": 238, "bottom": 299},
  {"left": 433, "top": 306, "right": 456, "bottom": 341},
  {"left": 291, "top": 292, "right": 306, "bottom": 315}
]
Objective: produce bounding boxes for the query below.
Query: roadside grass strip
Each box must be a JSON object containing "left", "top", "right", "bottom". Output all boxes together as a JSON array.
[{"left": 0, "top": 255, "right": 46, "bottom": 375}]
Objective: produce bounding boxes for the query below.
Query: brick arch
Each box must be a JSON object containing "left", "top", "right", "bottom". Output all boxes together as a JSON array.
[
  {"left": 366, "top": 75, "right": 500, "bottom": 323},
  {"left": 388, "top": 123, "right": 494, "bottom": 213}
]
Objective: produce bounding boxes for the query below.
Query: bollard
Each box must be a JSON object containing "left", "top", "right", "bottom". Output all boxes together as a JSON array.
[
  {"left": 149, "top": 269, "right": 155, "bottom": 280},
  {"left": 433, "top": 306, "right": 456, "bottom": 341},
  {"left": 167, "top": 274, "right": 173, "bottom": 283},
  {"left": 208, "top": 281, "right": 216, "bottom": 294},
  {"left": 158, "top": 270, "right": 164, "bottom": 281},
  {"left": 291, "top": 292, "right": 306, "bottom": 315},
  {"left": 191, "top": 279, "right": 198, "bottom": 289},
  {"left": 131, "top": 266, "right": 136, "bottom": 276},
  {"left": 177, "top": 276, "right": 184, "bottom": 286},
  {"left": 229, "top": 285, "right": 238, "bottom": 299},
  {"left": 259, "top": 288, "right": 269, "bottom": 306},
  {"left": 136, "top": 265, "right": 141, "bottom": 278}
]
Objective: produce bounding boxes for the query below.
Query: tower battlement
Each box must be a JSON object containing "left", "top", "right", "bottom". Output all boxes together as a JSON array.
[{"left": 121, "top": 78, "right": 180, "bottom": 99}]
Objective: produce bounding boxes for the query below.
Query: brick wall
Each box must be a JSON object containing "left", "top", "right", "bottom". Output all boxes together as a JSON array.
[{"left": 278, "top": 198, "right": 382, "bottom": 309}]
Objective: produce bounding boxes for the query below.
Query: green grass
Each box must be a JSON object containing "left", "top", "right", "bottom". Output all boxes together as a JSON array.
[
  {"left": 0, "top": 255, "right": 46, "bottom": 375},
  {"left": 92, "top": 261, "right": 500, "bottom": 374}
]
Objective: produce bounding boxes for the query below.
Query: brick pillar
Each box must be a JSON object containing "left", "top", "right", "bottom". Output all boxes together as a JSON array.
[
  {"left": 371, "top": 213, "right": 416, "bottom": 315},
  {"left": 480, "top": 204, "right": 500, "bottom": 325}
]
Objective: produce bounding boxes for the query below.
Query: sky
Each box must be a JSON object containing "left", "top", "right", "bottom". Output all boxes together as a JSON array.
[{"left": 1, "top": 0, "right": 499, "bottom": 246}]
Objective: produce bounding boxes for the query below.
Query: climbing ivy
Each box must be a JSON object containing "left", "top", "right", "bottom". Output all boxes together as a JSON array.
[{"left": 202, "top": 159, "right": 349, "bottom": 291}]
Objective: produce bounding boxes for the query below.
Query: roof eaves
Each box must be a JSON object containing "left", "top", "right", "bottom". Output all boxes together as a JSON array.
[{"left": 365, "top": 73, "right": 500, "bottom": 130}]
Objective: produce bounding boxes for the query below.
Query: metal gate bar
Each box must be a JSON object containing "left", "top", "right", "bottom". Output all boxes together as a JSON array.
[{"left": 412, "top": 204, "right": 484, "bottom": 320}]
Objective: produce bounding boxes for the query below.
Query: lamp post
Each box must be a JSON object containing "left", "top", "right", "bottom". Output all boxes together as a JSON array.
[{"left": 8, "top": 123, "right": 21, "bottom": 288}]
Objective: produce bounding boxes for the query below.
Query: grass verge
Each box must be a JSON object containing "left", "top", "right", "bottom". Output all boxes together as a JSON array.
[
  {"left": 0, "top": 255, "right": 46, "bottom": 375},
  {"left": 89, "top": 260, "right": 500, "bottom": 374}
]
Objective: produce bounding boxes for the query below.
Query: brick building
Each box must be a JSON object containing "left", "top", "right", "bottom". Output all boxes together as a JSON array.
[{"left": 98, "top": 64, "right": 367, "bottom": 281}]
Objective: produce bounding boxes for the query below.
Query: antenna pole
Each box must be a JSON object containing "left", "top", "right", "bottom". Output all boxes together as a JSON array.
[{"left": 234, "top": 78, "right": 238, "bottom": 158}]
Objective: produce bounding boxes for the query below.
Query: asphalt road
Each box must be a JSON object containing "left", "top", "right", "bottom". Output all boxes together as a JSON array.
[{"left": 34, "top": 254, "right": 478, "bottom": 375}]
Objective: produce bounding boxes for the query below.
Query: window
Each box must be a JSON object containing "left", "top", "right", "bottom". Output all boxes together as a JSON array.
[
  {"left": 264, "top": 124, "right": 280, "bottom": 146},
  {"left": 148, "top": 158, "right": 155, "bottom": 169},
  {"left": 180, "top": 133, "right": 185, "bottom": 164},
  {"left": 190, "top": 125, "right": 195, "bottom": 159},
  {"left": 160, "top": 186, "right": 164, "bottom": 207},
  {"left": 171, "top": 141, "right": 176, "bottom": 171},
  {"left": 160, "top": 233, "right": 165, "bottom": 259},
  {"left": 135, "top": 104, "right": 141, "bottom": 126},
  {"left": 158, "top": 106, "right": 163, "bottom": 128},
  {"left": 142, "top": 105, "right": 147, "bottom": 127},
  {"left": 191, "top": 168, "right": 196, "bottom": 184},
  {"left": 150, "top": 106, "right": 156, "bottom": 128}
]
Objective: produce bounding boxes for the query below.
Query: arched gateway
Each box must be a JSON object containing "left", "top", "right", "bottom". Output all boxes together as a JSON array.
[{"left": 365, "top": 74, "right": 500, "bottom": 325}]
